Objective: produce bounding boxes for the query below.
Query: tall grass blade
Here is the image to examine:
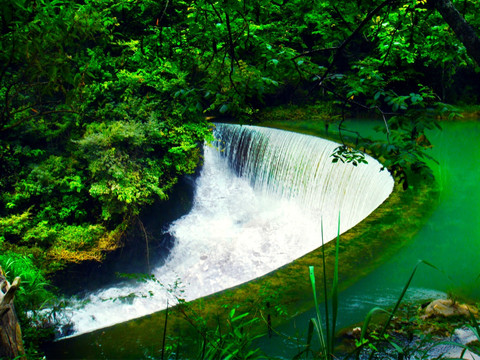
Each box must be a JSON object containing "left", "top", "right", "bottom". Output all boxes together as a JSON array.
[
  {"left": 380, "top": 260, "right": 439, "bottom": 338},
  {"left": 292, "top": 320, "right": 314, "bottom": 360},
  {"left": 468, "top": 310, "right": 480, "bottom": 340},
  {"left": 309, "top": 266, "right": 327, "bottom": 354},
  {"left": 359, "top": 307, "right": 389, "bottom": 343},
  {"left": 385, "top": 337, "right": 404, "bottom": 355},
  {"left": 306, "top": 317, "right": 315, "bottom": 353},
  {"left": 330, "top": 214, "right": 340, "bottom": 355},
  {"left": 320, "top": 219, "right": 330, "bottom": 354},
  {"left": 161, "top": 300, "right": 169, "bottom": 360},
  {"left": 434, "top": 340, "right": 472, "bottom": 356}
]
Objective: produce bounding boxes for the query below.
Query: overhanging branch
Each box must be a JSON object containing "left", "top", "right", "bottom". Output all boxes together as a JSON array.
[
  {"left": 315, "top": 0, "right": 398, "bottom": 86},
  {"left": 432, "top": 0, "right": 480, "bottom": 65}
]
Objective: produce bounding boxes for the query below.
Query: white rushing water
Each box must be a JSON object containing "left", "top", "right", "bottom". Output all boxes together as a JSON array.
[{"left": 60, "top": 124, "right": 394, "bottom": 337}]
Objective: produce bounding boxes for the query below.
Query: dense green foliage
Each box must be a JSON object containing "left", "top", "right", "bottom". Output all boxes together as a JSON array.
[
  {"left": 0, "top": 0, "right": 212, "bottom": 270},
  {"left": 1, "top": 0, "right": 480, "bottom": 356},
  {"left": 2, "top": 0, "right": 480, "bottom": 272}
]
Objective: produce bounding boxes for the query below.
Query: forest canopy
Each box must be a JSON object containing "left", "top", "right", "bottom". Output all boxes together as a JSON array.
[{"left": 1, "top": 0, "right": 479, "bottom": 279}]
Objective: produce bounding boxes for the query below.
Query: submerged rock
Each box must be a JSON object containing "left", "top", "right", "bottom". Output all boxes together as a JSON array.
[{"left": 425, "top": 327, "right": 480, "bottom": 360}]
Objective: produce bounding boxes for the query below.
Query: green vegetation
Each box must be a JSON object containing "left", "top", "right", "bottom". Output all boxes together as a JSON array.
[
  {"left": 1, "top": 0, "right": 480, "bottom": 357},
  {"left": 303, "top": 219, "right": 340, "bottom": 360},
  {"left": 75, "top": 224, "right": 480, "bottom": 360},
  {"left": 0, "top": 0, "right": 212, "bottom": 272},
  {"left": 160, "top": 254, "right": 480, "bottom": 360}
]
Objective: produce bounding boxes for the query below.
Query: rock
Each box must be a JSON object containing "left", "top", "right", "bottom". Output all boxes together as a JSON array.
[
  {"left": 426, "top": 327, "right": 480, "bottom": 360},
  {"left": 342, "top": 326, "right": 362, "bottom": 339},
  {"left": 422, "top": 299, "right": 478, "bottom": 319}
]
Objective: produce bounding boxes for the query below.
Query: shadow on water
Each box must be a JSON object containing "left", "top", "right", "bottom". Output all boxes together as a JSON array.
[{"left": 50, "top": 172, "right": 199, "bottom": 296}]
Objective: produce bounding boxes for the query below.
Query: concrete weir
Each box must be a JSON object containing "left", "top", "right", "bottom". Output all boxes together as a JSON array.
[{"left": 45, "top": 124, "right": 432, "bottom": 359}]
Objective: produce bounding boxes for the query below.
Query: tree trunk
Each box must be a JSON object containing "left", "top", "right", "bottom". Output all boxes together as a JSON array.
[
  {"left": 433, "top": 0, "right": 480, "bottom": 65},
  {"left": 0, "top": 266, "right": 25, "bottom": 360}
]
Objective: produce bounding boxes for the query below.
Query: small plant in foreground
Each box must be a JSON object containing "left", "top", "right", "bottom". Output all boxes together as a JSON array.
[{"left": 294, "top": 217, "right": 340, "bottom": 360}]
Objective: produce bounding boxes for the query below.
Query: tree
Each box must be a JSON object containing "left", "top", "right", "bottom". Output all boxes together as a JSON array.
[
  {"left": 433, "top": 0, "right": 480, "bottom": 65},
  {"left": 0, "top": 0, "right": 211, "bottom": 268},
  {"left": 0, "top": 266, "right": 25, "bottom": 359},
  {"left": 265, "top": 0, "right": 480, "bottom": 185}
]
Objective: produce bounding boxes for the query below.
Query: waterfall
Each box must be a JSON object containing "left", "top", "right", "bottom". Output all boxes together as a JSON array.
[
  {"left": 212, "top": 124, "right": 393, "bottom": 235},
  {"left": 58, "top": 124, "right": 394, "bottom": 337}
]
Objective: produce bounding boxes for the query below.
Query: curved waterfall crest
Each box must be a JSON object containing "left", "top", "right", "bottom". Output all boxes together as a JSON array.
[
  {"left": 212, "top": 123, "right": 394, "bottom": 235},
  {"left": 59, "top": 123, "right": 394, "bottom": 337}
]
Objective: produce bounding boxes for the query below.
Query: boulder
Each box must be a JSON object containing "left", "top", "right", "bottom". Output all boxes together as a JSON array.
[{"left": 423, "top": 299, "right": 478, "bottom": 319}]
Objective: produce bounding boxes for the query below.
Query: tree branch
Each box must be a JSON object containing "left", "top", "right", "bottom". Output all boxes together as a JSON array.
[
  {"left": 293, "top": 47, "right": 338, "bottom": 60},
  {"left": 1, "top": 109, "right": 79, "bottom": 132},
  {"left": 318, "top": 83, "right": 392, "bottom": 143},
  {"left": 315, "top": 0, "right": 398, "bottom": 87},
  {"left": 432, "top": 0, "right": 480, "bottom": 65},
  {"left": 0, "top": 267, "right": 21, "bottom": 316},
  {"left": 332, "top": 4, "right": 353, "bottom": 32}
]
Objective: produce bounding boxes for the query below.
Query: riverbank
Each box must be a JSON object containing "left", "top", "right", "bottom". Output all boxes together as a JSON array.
[
  {"left": 256, "top": 103, "right": 480, "bottom": 124},
  {"left": 337, "top": 297, "right": 480, "bottom": 359}
]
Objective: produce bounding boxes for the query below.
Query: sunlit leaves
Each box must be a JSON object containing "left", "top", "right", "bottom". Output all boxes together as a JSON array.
[
  {"left": 331, "top": 145, "right": 368, "bottom": 166},
  {"left": 0, "top": 0, "right": 215, "bottom": 275}
]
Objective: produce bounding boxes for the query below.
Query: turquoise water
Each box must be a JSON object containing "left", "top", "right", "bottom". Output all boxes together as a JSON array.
[
  {"left": 259, "top": 120, "right": 480, "bottom": 357},
  {"left": 354, "top": 121, "right": 480, "bottom": 298}
]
